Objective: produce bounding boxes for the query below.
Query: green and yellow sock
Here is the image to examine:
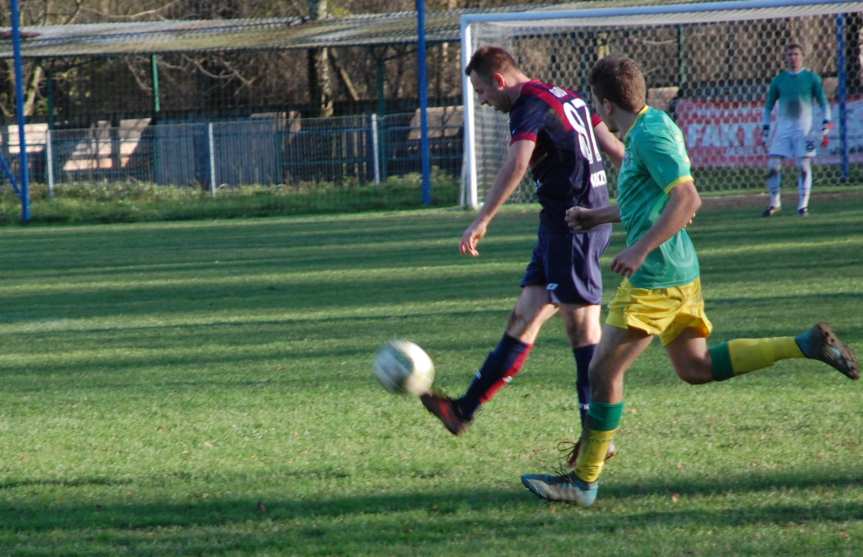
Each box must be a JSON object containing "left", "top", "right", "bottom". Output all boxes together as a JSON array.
[
  {"left": 709, "top": 337, "right": 804, "bottom": 381},
  {"left": 574, "top": 401, "right": 623, "bottom": 484}
]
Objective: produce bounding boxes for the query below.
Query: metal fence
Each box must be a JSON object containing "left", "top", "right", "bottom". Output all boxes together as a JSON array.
[{"left": 0, "top": 109, "right": 464, "bottom": 193}]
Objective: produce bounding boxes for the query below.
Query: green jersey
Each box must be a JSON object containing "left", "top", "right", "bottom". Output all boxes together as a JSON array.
[
  {"left": 618, "top": 107, "right": 699, "bottom": 289},
  {"left": 764, "top": 70, "right": 830, "bottom": 132}
]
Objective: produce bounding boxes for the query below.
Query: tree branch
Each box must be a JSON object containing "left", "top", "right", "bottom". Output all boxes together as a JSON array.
[
  {"left": 79, "top": 0, "right": 184, "bottom": 22},
  {"left": 328, "top": 49, "right": 360, "bottom": 102}
]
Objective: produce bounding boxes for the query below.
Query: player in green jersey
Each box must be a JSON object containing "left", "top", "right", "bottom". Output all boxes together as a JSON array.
[
  {"left": 520, "top": 55, "right": 859, "bottom": 507},
  {"left": 762, "top": 43, "right": 831, "bottom": 217}
]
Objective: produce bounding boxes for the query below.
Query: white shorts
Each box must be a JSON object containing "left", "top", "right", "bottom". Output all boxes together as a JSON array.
[{"left": 768, "top": 126, "right": 816, "bottom": 159}]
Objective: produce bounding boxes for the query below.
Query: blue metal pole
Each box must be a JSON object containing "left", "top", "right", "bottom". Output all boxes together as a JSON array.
[
  {"left": 416, "top": 0, "right": 431, "bottom": 206},
  {"left": 10, "top": 0, "right": 30, "bottom": 223},
  {"left": 835, "top": 13, "right": 849, "bottom": 181}
]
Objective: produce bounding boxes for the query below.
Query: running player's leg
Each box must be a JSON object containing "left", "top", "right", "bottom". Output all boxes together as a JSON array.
[
  {"left": 521, "top": 324, "right": 652, "bottom": 505},
  {"left": 559, "top": 303, "right": 618, "bottom": 465},
  {"left": 542, "top": 226, "right": 612, "bottom": 464},
  {"left": 453, "top": 227, "right": 565, "bottom": 419},
  {"left": 656, "top": 277, "right": 830, "bottom": 381},
  {"left": 421, "top": 284, "right": 556, "bottom": 435},
  {"left": 576, "top": 324, "right": 653, "bottom": 476},
  {"left": 454, "top": 284, "right": 556, "bottom": 418},
  {"left": 560, "top": 303, "right": 602, "bottom": 427},
  {"left": 550, "top": 226, "right": 609, "bottom": 427},
  {"left": 556, "top": 223, "right": 612, "bottom": 426},
  {"left": 643, "top": 276, "right": 857, "bottom": 382},
  {"left": 666, "top": 329, "right": 712, "bottom": 383},
  {"left": 667, "top": 324, "right": 859, "bottom": 383},
  {"left": 423, "top": 227, "right": 561, "bottom": 434}
]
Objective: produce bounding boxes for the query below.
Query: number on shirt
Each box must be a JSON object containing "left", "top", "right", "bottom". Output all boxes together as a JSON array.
[{"left": 562, "top": 98, "right": 607, "bottom": 188}]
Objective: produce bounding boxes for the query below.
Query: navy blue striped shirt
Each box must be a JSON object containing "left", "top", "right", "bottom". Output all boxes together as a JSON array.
[{"left": 510, "top": 80, "right": 609, "bottom": 231}]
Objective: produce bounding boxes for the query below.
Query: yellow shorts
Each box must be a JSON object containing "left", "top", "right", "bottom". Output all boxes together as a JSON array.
[{"left": 606, "top": 277, "right": 713, "bottom": 346}]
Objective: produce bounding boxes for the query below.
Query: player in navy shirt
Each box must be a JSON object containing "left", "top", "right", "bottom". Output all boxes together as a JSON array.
[
  {"left": 511, "top": 79, "right": 611, "bottom": 233},
  {"left": 422, "top": 47, "right": 624, "bottom": 455}
]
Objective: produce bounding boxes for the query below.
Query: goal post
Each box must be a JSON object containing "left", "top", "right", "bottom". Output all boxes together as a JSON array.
[{"left": 459, "top": 0, "right": 863, "bottom": 209}]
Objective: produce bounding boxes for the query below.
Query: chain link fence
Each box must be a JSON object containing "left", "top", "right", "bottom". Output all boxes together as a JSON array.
[
  {"left": 0, "top": 110, "right": 464, "bottom": 194},
  {"left": 465, "top": 3, "right": 863, "bottom": 204},
  {"left": 3, "top": 3, "right": 861, "bottom": 214}
]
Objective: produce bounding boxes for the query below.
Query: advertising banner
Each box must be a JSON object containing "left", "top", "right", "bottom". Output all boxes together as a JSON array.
[{"left": 675, "top": 97, "right": 863, "bottom": 167}]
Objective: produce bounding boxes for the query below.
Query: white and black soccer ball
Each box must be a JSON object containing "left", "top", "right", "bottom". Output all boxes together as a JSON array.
[{"left": 373, "top": 340, "right": 435, "bottom": 396}]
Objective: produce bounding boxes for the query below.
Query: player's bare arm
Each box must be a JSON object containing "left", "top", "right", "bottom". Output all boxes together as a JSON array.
[
  {"left": 565, "top": 205, "right": 621, "bottom": 231},
  {"left": 593, "top": 122, "right": 625, "bottom": 169},
  {"left": 611, "top": 180, "right": 701, "bottom": 277},
  {"left": 460, "top": 139, "right": 534, "bottom": 256}
]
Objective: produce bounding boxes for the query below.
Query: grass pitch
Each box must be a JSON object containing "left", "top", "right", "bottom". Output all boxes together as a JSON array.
[{"left": 0, "top": 194, "right": 861, "bottom": 556}]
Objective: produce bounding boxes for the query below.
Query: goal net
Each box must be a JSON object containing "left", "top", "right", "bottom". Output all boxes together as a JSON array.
[{"left": 459, "top": 0, "right": 863, "bottom": 208}]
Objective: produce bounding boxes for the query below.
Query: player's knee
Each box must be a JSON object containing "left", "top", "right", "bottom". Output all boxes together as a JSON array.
[
  {"left": 673, "top": 363, "right": 713, "bottom": 385},
  {"left": 675, "top": 370, "right": 711, "bottom": 385},
  {"left": 564, "top": 320, "right": 600, "bottom": 347},
  {"left": 506, "top": 308, "right": 540, "bottom": 339},
  {"left": 587, "top": 351, "right": 618, "bottom": 380},
  {"left": 672, "top": 350, "right": 713, "bottom": 385},
  {"left": 766, "top": 168, "right": 779, "bottom": 180},
  {"left": 587, "top": 359, "right": 604, "bottom": 385},
  {"left": 506, "top": 309, "right": 524, "bottom": 334}
]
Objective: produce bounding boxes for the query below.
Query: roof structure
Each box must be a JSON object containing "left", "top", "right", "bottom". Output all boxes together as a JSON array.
[
  {"left": 0, "top": 5, "right": 527, "bottom": 59},
  {"left": 0, "top": 1, "right": 714, "bottom": 59}
]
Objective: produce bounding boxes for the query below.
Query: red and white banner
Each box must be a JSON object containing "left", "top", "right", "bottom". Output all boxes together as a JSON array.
[{"left": 675, "top": 97, "right": 863, "bottom": 167}]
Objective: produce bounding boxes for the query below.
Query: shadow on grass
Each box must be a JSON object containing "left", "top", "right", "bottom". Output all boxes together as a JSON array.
[
  {"left": 0, "top": 476, "right": 133, "bottom": 491},
  {"left": 1, "top": 469, "right": 861, "bottom": 555}
]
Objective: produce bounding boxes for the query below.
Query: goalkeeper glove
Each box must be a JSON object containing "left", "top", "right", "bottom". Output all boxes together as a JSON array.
[{"left": 821, "top": 120, "right": 831, "bottom": 148}]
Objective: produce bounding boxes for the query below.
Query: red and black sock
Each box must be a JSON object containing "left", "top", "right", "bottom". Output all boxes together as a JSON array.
[{"left": 455, "top": 333, "right": 532, "bottom": 420}]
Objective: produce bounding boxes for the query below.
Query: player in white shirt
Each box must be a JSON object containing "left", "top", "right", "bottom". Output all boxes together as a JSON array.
[{"left": 761, "top": 43, "right": 831, "bottom": 217}]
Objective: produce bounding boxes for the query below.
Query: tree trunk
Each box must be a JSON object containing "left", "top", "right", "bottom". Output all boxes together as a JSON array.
[
  {"left": 307, "top": 0, "right": 333, "bottom": 117},
  {"left": 23, "top": 64, "right": 44, "bottom": 117},
  {"left": 437, "top": 0, "right": 459, "bottom": 100},
  {"left": 849, "top": 13, "right": 862, "bottom": 94}
]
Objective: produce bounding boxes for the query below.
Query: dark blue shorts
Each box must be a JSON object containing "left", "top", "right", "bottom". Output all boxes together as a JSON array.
[{"left": 520, "top": 223, "right": 611, "bottom": 306}]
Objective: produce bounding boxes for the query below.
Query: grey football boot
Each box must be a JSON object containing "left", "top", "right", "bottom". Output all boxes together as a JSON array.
[{"left": 796, "top": 322, "right": 859, "bottom": 380}]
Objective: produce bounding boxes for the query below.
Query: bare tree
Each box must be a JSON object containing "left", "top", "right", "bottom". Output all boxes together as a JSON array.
[
  {"left": 0, "top": 0, "right": 552, "bottom": 123},
  {"left": 307, "top": 0, "right": 333, "bottom": 116},
  {"left": 0, "top": 0, "right": 88, "bottom": 118}
]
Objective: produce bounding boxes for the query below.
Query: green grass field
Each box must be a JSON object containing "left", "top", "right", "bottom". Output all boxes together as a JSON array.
[{"left": 0, "top": 195, "right": 861, "bottom": 556}]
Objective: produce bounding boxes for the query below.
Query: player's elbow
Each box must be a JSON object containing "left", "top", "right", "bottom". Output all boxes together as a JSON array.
[
  {"left": 674, "top": 181, "right": 701, "bottom": 214},
  {"left": 690, "top": 190, "right": 702, "bottom": 214},
  {"left": 682, "top": 181, "right": 701, "bottom": 211},
  {"left": 608, "top": 148, "right": 624, "bottom": 169}
]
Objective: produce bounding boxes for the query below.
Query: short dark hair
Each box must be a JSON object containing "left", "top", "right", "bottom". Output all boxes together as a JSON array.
[
  {"left": 589, "top": 55, "right": 647, "bottom": 113},
  {"left": 786, "top": 43, "right": 805, "bottom": 54},
  {"left": 465, "top": 46, "right": 517, "bottom": 80}
]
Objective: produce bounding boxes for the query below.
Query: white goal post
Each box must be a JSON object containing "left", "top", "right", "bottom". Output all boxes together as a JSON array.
[{"left": 459, "top": 0, "right": 863, "bottom": 208}]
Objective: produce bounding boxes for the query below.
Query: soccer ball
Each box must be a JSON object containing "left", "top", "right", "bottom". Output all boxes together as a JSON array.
[{"left": 373, "top": 340, "right": 435, "bottom": 395}]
